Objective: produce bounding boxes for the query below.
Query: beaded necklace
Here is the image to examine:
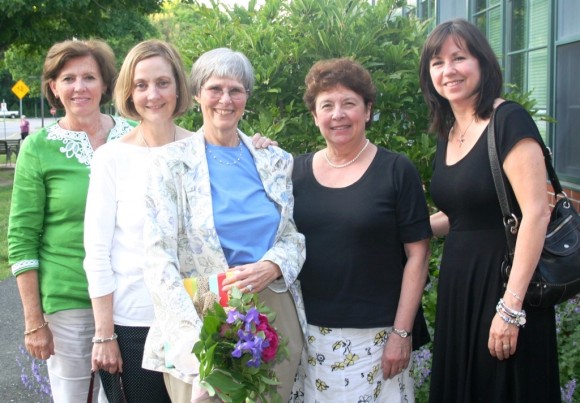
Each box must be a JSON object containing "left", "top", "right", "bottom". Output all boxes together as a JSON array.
[
  {"left": 323, "top": 139, "right": 370, "bottom": 168},
  {"left": 205, "top": 137, "right": 243, "bottom": 166}
]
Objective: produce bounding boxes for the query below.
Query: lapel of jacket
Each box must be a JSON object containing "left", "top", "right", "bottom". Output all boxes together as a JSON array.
[
  {"left": 180, "top": 131, "right": 229, "bottom": 271},
  {"left": 241, "top": 134, "right": 284, "bottom": 206}
]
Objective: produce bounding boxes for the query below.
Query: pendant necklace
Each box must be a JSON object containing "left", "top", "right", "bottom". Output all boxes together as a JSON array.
[
  {"left": 453, "top": 117, "right": 475, "bottom": 147},
  {"left": 324, "top": 139, "right": 370, "bottom": 169}
]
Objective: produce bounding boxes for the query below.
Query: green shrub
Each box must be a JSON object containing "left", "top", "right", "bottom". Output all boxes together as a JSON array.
[
  {"left": 160, "top": 0, "right": 436, "bottom": 181},
  {"left": 153, "top": 1, "right": 578, "bottom": 399}
]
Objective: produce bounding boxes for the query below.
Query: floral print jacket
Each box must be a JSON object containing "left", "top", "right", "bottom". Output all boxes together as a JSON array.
[{"left": 142, "top": 129, "right": 307, "bottom": 384}]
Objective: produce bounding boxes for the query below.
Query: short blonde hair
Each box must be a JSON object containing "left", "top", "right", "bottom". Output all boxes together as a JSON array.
[{"left": 115, "top": 39, "right": 191, "bottom": 120}]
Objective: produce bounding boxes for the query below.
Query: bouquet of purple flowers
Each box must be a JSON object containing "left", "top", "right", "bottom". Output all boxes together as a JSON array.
[{"left": 193, "top": 287, "right": 288, "bottom": 403}]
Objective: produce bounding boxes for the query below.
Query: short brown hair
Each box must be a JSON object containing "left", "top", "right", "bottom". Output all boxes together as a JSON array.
[
  {"left": 115, "top": 39, "right": 191, "bottom": 120},
  {"left": 303, "top": 58, "right": 376, "bottom": 129},
  {"left": 42, "top": 39, "right": 117, "bottom": 109}
]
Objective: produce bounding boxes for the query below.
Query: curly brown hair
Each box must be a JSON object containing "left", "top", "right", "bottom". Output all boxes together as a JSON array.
[{"left": 303, "top": 58, "right": 376, "bottom": 129}]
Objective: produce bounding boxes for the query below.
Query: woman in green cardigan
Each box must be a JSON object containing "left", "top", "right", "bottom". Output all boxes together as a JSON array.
[{"left": 8, "top": 39, "right": 134, "bottom": 402}]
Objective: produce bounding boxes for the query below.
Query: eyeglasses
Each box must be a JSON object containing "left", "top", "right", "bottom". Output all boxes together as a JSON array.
[{"left": 202, "top": 85, "right": 249, "bottom": 101}]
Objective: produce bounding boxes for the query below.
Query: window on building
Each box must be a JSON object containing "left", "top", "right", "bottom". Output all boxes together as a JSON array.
[
  {"left": 554, "top": 0, "right": 580, "bottom": 183},
  {"left": 408, "top": 0, "right": 436, "bottom": 26},
  {"left": 473, "top": 0, "right": 503, "bottom": 60},
  {"left": 504, "top": 0, "right": 549, "bottom": 140}
]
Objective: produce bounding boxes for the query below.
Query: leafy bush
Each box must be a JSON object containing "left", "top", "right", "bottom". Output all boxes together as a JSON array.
[
  {"left": 160, "top": 0, "right": 435, "bottom": 182},
  {"left": 153, "top": 0, "right": 578, "bottom": 399}
]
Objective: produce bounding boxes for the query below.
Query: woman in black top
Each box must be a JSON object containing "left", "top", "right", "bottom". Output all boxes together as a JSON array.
[
  {"left": 290, "top": 58, "right": 431, "bottom": 402},
  {"left": 420, "top": 19, "right": 560, "bottom": 402}
]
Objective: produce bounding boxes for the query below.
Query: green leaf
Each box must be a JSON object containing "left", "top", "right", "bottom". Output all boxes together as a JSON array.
[{"left": 205, "top": 369, "right": 245, "bottom": 393}]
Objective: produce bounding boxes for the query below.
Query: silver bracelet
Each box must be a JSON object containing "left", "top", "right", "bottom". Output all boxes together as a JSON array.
[
  {"left": 498, "top": 298, "right": 526, "bottom": 317},
  {"left": 92, "top": 333, "right": 118, "bottom": 343},
  {"left": 505, "top": 287, "right": 523, "bottom": 303},
  {"left": 497, "top": 310, "right": 521, "bottom": 326},
  {"left": 496, "top": 299, "right": 526, "bottom": 327}
]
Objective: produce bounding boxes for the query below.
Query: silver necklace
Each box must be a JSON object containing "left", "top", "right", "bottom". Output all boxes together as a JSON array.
[
  {"left": 452, "top": 117, "right": 475, "bottom": 147},
  {"left": 324, "top": 139, "right": 370, "bottom": 169},
  {"left": 139, "top": 125, "right": 176, "bottom": 149},
  {"left": 206, "top": 137, "right": 243, "bottom": 166}
]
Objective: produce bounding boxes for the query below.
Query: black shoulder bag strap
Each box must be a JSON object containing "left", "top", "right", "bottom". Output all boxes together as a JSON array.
[{"left": 487, "top": 106, "right": 565, "bottom": 262}]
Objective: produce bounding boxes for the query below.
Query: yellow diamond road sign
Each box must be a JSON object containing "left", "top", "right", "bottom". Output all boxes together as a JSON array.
[{"left": 12, "top": 80, "right": 30, "bottom": 99}]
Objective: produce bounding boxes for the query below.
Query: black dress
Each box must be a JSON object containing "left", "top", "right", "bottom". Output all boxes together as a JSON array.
[{"left": 428, "top": 102, "right": 560, "bottom": 403}]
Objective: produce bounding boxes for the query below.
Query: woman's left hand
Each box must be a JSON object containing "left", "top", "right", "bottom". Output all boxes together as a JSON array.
[
  {"left": 488, "top": 313, "right": 519, "bottom": 360},
  {"left": 222, "top": 260, "right": 282, "bottom": 293},
  {"left": 381, "top": 333, "right": 412, "bottom": 380}
]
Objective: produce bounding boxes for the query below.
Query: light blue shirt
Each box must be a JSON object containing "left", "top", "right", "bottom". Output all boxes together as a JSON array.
[{"left": 206, "top": 142, "right": 280, "bottom": 266}]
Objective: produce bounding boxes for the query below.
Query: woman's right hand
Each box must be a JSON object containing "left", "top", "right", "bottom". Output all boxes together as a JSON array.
[
  {"left": 251, "top": 133, "right": 278, "bottom": 149},
  {"left": 92, "top": 340, "right": 123, "bottom": 373},
  {"left": 25, "top": 325, "right": 54, "bottom": 361}
]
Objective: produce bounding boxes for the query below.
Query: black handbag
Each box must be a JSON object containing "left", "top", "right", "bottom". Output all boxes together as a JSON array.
[{"left": 487, "top": 108, "right": 580, "bottom": 308}]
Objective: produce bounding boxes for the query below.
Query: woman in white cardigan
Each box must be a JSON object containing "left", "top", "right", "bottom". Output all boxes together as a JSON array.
[{"left": 141, "top": 48, "right": 306, "bottom": 403}]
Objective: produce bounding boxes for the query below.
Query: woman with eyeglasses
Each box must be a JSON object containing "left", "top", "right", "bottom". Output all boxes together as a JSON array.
[{"left": 140, "top": 47, "right": 306, "bottom": 402}]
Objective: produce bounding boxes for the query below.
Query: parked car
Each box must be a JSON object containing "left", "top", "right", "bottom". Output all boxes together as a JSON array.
[{"left": 1, "top": 110, "right": 19, "bottom": 118}]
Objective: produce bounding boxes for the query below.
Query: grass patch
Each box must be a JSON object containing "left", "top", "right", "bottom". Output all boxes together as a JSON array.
[{"left": 0, "top": 168, "right": 14, "bottom": 280}]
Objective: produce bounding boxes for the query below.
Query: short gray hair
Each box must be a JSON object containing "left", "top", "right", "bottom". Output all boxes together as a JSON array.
[{"left": 190, "top": 48, "right": 254, "bottom": 97}]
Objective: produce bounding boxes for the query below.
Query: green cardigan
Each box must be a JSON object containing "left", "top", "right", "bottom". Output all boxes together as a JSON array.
[{"left": 8, "top": 117, "right": 134, "bottom": 314}]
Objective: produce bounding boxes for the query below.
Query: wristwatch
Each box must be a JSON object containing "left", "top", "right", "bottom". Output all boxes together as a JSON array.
[{"left": 392, "top": 327, "right": 411, "bottom": 338}]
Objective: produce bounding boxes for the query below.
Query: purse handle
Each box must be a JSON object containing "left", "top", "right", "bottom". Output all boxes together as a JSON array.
[
  {"left": 86, "top": 371, "right": 127, "bottom": 403},
  {"left": 486, "top": 106, "right": 566, "bottom": 257},
  {"left": 86, "top": 371, "right": 96, "bottom": 403}
]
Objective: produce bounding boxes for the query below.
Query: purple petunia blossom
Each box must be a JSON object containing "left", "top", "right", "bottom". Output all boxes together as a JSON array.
[
  {"left": 244, "top": 308, "right": 260, "bottom": 325},
  {"left": 227, "top": 308, "right": 245, "bottom": 324},
  {"left": 231, "top": 326, "right": 269, "bottom": 368},
  {"left": 561, "top": 379, "right": 576, "bottom": 403}
]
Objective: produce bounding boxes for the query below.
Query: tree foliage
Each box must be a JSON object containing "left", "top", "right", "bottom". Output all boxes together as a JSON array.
[
  {"left": 158, "top": 0, "right": 435, "bottom": 185},
  {"left": 0, "top": 0, "right": 162, "bottom": 54},
  {"left": 0, "top": 0, "right": 162, "bottom": 108}
]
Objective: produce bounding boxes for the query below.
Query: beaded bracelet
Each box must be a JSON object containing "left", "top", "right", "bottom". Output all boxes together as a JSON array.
[
  {"left": 24, "top": 321, "right": 49, "bottom": 336},
  {"left": 496, "top": 299, "right": 526, "bottom": 327},
  {"left": 499, "top": 298, "right": 526, "bottom": 317},
  {"left": 92, "top": 333, "right": 118, "bottom": 344},
  {"left": 496, "top": 310, "right": 523, "bottom": 327}
]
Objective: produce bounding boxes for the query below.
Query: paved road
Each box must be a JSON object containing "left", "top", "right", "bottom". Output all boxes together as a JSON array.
[
  {"left": 0, "top": 277, "right": 49, "bottom": 402},
  {"left": 2, "top": 118, "right": 62, "bottom": 402},
  {"left": 1, "top": 117, "right": 56, "bottom": 140}
]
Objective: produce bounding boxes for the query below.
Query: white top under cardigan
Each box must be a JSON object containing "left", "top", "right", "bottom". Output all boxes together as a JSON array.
[{"left": 84, "top": 140, "right": 161, "bottom": 326}]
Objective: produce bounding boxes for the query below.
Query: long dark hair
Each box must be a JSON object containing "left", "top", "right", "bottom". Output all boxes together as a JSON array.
[{"left": 419, "top": 19, "right": 503, "bottom": 139}]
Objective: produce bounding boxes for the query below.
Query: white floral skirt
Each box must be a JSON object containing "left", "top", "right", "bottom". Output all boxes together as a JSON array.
[{"left": 290, "top": 325, "right": 415, "bottom": 403}]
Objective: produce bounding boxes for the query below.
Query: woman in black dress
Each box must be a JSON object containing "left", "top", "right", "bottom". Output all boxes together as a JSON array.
[{"left": 419, "top": 19, "right": 560, "bottom": 402}]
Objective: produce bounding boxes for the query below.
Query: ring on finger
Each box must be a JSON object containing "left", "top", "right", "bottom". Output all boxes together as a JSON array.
[
  {"left": 502, "top": 345, "right": 510, "bottom": 350},
  {"left": 246, "top": 284, "right": 253, "bottom": 293}
]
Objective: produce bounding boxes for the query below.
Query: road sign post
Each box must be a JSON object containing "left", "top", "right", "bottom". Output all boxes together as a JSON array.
[{"left": 12, "top": 80, "right": 30, "bottom": 117}]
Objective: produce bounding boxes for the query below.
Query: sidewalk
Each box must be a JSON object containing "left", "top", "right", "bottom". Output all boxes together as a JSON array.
[{"left": 0, "top": 277, "right": 45, "bottom": 402}]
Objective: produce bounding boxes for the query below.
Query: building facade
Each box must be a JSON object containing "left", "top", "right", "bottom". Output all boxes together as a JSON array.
[{"left": 412, "top": 0, "right": 580, "bottom": 209}]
